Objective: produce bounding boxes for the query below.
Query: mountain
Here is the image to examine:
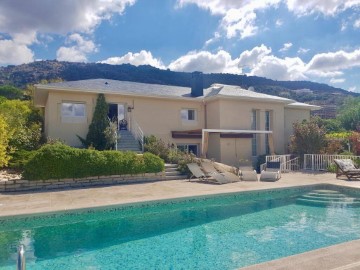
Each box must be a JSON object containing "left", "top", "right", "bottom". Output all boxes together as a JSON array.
[{"left": 0, "top": 60, "right": 357, "bottom": 106}]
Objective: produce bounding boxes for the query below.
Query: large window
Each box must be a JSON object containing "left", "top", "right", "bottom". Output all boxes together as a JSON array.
[
  {"left": 251, "top": 109, "right": 258, "bottom": 156},
  {"left": 181, "top": 109, "right": 196, "bottom": 121},
  {"left": 265, "top": 110, "right": 271, "bottom": 154},
  {"left": 61, "top": 102, "right": 86, "bottom": 123}
]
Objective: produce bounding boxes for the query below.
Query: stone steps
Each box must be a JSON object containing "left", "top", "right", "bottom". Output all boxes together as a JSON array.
[{"left": 164, "top": 164, "right": 187, "bottom": 180}]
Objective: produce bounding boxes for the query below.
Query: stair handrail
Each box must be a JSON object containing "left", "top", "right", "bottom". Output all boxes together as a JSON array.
[
  {"left": 17, "top": 245, "right": 26, "bottom": 270},
  {"left": 130, "top": 118, "right": 144, "bottom": 152}
]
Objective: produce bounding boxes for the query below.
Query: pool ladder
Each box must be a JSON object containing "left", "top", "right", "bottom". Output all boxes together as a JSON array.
[{"left": 17, "top": 245, "right": 26, "bottom": 270}]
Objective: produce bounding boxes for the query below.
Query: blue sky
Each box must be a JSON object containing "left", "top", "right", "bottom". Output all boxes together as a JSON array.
[{"left": 0, "top": 0, "right": 360, "bottom": 92}]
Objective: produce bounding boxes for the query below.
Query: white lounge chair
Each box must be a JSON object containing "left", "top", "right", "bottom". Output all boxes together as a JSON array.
[
  {"left": 334, "top": 159, "right": 360, "bottom": 180},
  {"left": 187, "top": 163, "right": 207, "bottom": 181},
  {"left": 239, "top": 169, "right": 258, "bottom": 181},
  {"left": 260, "top": 161, "right": 281, "bottom": 182},
  {"left": 200, "top": 161, "right": 233, "bottom": 184}
]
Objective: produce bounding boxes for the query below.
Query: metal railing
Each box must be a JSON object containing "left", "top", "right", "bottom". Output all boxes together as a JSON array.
[
  {"left": 17, "top": 245, "right": 25, "bottom": 270},
  {"left": 130, "top": 118, "right": 144, "bottom": 152},
  {"left": 304, "top": 154, "right": 360, "bottom": 171},
  {"left": 261, "top": 155, "right": 300, "bottom": 173}
]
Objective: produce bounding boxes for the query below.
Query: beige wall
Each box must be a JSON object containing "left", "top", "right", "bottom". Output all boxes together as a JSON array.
[
  {"left": 220, "top": 138, "right": 252, "bottom": 167},
  {"left": 284, "top": 108, "right": 311, "bottom": 151},
  {"left": 44, "top": 91, "right": 204, "bottom": 148}
]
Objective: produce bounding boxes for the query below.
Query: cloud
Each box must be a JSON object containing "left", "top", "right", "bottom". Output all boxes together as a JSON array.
[
  {"left": 0, "top": 0, "right": 135, "bottom": 39},
  {"left": 349, "top": 86, "right": 357, "bottom": 92},
  {"left": 56, "top": 34, "right": 97, "bottom": 62},
  {"left": 275, "top": 19, "right": 283, "bottom": 27},
  {"left": 177, "top": 0, "right": 360, "bottom": 39},
  {"left": 279, "top": 42, "right": 293, "bottom": 52},
  {"left": 354, "top": 19, "right": 360, "bottom": 28},
  {"left": 99, "top": 50, "right": 165, "bottom": 69},
  {"left": 330, "top": 78, "right": 345, "bottom": 84},
  {"left": 0, "top": 39, "right": 34, "bottom": 65},
  {"left": 0, "top": 0, "right": 135, "bottom": 65},
  {"left": 238, "top": 44, "right": 272, "bottom": 69},
  {"left": 168, "top": 50, "right": 240, "bottom": 74},
  {"left": 307, "top": 49, "right": 360, "bottom": 72},
  {"left": 285, "top": 0, "right": 360, "bottom": 16},
  {"left": 298, "top": 47, "right": 310, "bottom": 54}
]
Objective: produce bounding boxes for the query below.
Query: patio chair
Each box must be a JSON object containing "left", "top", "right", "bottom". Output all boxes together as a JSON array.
[
  {"left": 187, "top": 163, "right": 207, "bottom": 181},
  {"left": 260, "top": 161, "right": 281, "bottom": 182},
  {"left": 200, "top": 161, "right": 233, "bottom": 184},
  {"left": 239, "top": 169, "right": 258, "bottom": 181},
  {"left": 333, "top": 159, "right": 360, "bottom": 181}
]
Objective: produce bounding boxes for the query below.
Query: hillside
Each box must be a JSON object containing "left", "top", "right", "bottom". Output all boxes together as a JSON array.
[{"left": 0, "top": 60, "right": 357, "bottom": 106}]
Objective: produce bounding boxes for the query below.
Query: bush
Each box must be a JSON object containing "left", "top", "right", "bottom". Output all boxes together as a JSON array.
[
  {"left": 23, "top": 143, "right": 164, "bottom": 180},
  {"left": 8, "top": 149, "right": 36, "bottom": 170}
]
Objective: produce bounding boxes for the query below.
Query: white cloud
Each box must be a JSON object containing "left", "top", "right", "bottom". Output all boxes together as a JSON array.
[
  {"left": 275, "top": 19, "right": 283, "bottom": 27},
  {"left": 56, "top": 34, "right": 97, "bottom": 62},
  {"left": 307, "top": 49, "right": 360, "bottom": 72},
  {"left": 177, "top": 0, "right": 360, "bottom": 39},
  {"left": 238, "top": 44, "right": 272, "bottom": 69},
  {"left": 349, "top": 86, "right": 357, "bottom": 92},
  {"left": 250, "top": 55, "right": 307, "bottom": 80},
  {"left": 204, "top": 32, "right": 221, "bottom": 47},
  {"left": 168, "top": 50, "right": 240, "bottom": 74},
  {"left": 298, "top": 47, "right": 310, "bottom": 54},
  {"left": 330, "top": 78, "right": 345, "bottom": 84},
  {"left": 279, "top": 42, "right": 293, "bottom": 52},
  {"left": 0, "top": 39, "right": 34, "bottom": 65},
  {"left": 285, "top": 0, "right": 360, "bottom": 16},
  {"left": 354, "top": 19, "right": 360, "bottom": 28},
  {"left": 99, "top": 50, "right": 165, "bottom": 69},
  {"left": 0, "top": 0, "right": 135, "bottom": 65}
]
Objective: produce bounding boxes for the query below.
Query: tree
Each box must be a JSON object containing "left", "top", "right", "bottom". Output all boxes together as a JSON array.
[
  {"left": 79, "top": 94, "right": 109, "bottom": 150},
  {"left": 289, "top": 119, "right": 326, "bottom": 156},
  {"left": 0, "top": 85, "right": 23, "bottom": 100},
  {"left": 0, "top": 116, "right": 10, "bottom": 167},
  {"left": 338, "top": 97, "right": 360, "bottom": 131},
  {"left": 0, "top": 99, "right": 42, "bottom": 151}
]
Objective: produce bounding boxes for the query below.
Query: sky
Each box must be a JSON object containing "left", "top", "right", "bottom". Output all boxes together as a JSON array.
[{"left": 0, "top": 0, "right": 360, "bottom": 92}]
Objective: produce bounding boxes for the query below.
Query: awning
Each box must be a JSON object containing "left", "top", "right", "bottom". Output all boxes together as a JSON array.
[{"left": 171, "top": 129, "right": 202, "bottom": 139}]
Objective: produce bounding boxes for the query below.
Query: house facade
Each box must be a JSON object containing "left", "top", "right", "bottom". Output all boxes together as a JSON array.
[{"left": 34, "top": 75, "right": 319, "bottom": 166}]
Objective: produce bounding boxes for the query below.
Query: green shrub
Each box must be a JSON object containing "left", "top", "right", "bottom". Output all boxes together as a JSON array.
[
  {"left": 23, "top": 143, "right": 164, "bottom": 180},
  {"left": 8, "top": 149, "right": 36, "bottom": 170}
]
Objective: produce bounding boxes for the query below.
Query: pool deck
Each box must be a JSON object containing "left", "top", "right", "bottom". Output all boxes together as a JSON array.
[{"left": 1, "top": 171, "right": 360, "bottom": 269}]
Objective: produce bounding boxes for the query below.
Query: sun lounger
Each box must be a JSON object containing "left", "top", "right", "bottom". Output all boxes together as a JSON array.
[
  {"left": 200, "top": 161, "right": 233, "bottom": 184},
  {"left": 239, "top": 169, "right": 258, "bottom": 181},
  {"left": 260, "top": 170, "right": 281, "bottom": 182},
  {"left": 187, "top": 163, "right": 207, "bottom": 181},
  {"left": 334, "top": 159, "right": 360, "bottom": 181}
]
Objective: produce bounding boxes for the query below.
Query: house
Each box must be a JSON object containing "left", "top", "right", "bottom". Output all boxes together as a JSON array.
[{"left": 34, "top": 73, "right": 320, "bottom": 166}]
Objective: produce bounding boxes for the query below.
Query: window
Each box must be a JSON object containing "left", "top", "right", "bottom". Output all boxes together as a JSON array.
[
  {"left": 251, "top": 110, "right": 258, "bottom": 156},
  {"left": 177, "top": 144, "right": 199, "bottom": 156},
  {"left": 181, "top": 109, "right": 196, "bottom": 121},
  {"left": 61, "top": 102, "right": 86, "bottom": 123},
  {"left": 265, "top": 111, "right": 271, "bottom": 154}
]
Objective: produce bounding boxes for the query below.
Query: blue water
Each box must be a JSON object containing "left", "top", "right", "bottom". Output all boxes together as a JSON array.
[{"left": 1, "top": 187, "right": 360, "bottom": 269}]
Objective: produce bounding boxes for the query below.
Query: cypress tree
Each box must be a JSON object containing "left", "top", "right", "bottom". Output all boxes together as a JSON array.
[{"left": 85, "top": 94, "right": 109, "bottom": 150}]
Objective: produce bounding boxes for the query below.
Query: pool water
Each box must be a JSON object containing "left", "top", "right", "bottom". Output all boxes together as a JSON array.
[{"left": 1, "top": 185, "right": 360, "bottom": 269}]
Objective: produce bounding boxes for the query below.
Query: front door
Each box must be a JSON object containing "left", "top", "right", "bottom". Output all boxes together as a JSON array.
[{"left": 108, "top": 103, "right": 126, "bottom": 130}]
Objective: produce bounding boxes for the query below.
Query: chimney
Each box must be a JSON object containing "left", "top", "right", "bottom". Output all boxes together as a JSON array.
[{"left": 191, "top": 71, "right": 203, "bottom": 97}]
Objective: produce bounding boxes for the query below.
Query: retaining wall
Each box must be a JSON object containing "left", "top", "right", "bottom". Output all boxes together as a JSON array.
[{"left": 0, "top": 172, "right": 166, "bottom": 192}]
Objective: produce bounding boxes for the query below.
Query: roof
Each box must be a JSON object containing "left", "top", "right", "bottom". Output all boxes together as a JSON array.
[
  {"left": 286, "top": 102, "right": 321, "bottom": 110},
  {"left": 204, "top": 84, "right": 292, "bottom": 103},
  {"left": 37, "top": 79, "right": 195, "bottom": 99}
]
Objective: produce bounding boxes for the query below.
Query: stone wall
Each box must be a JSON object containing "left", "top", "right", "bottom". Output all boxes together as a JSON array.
[{"left": 0, "top": 172, "right": 166, "bottom": 192}]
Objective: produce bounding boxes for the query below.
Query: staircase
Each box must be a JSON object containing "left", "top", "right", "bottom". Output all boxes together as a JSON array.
[
  {"left": 117, "top": 130, "right": 142, "bottom": 153},
  {"left": 296, "top": 189, "right": 360, "bottom": 207},
  {"left": 165, "top": 164, "right": 187, "bottom": 180}
]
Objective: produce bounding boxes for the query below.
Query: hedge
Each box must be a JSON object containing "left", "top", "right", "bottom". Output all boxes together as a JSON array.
[{"left": 23, "top": 143, "right": 165, "bottom": 180}]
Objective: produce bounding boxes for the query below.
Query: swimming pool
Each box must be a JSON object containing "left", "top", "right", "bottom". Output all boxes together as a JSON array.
[{"left": 1, "top": 184, "right": 360, "bottom": 269}]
